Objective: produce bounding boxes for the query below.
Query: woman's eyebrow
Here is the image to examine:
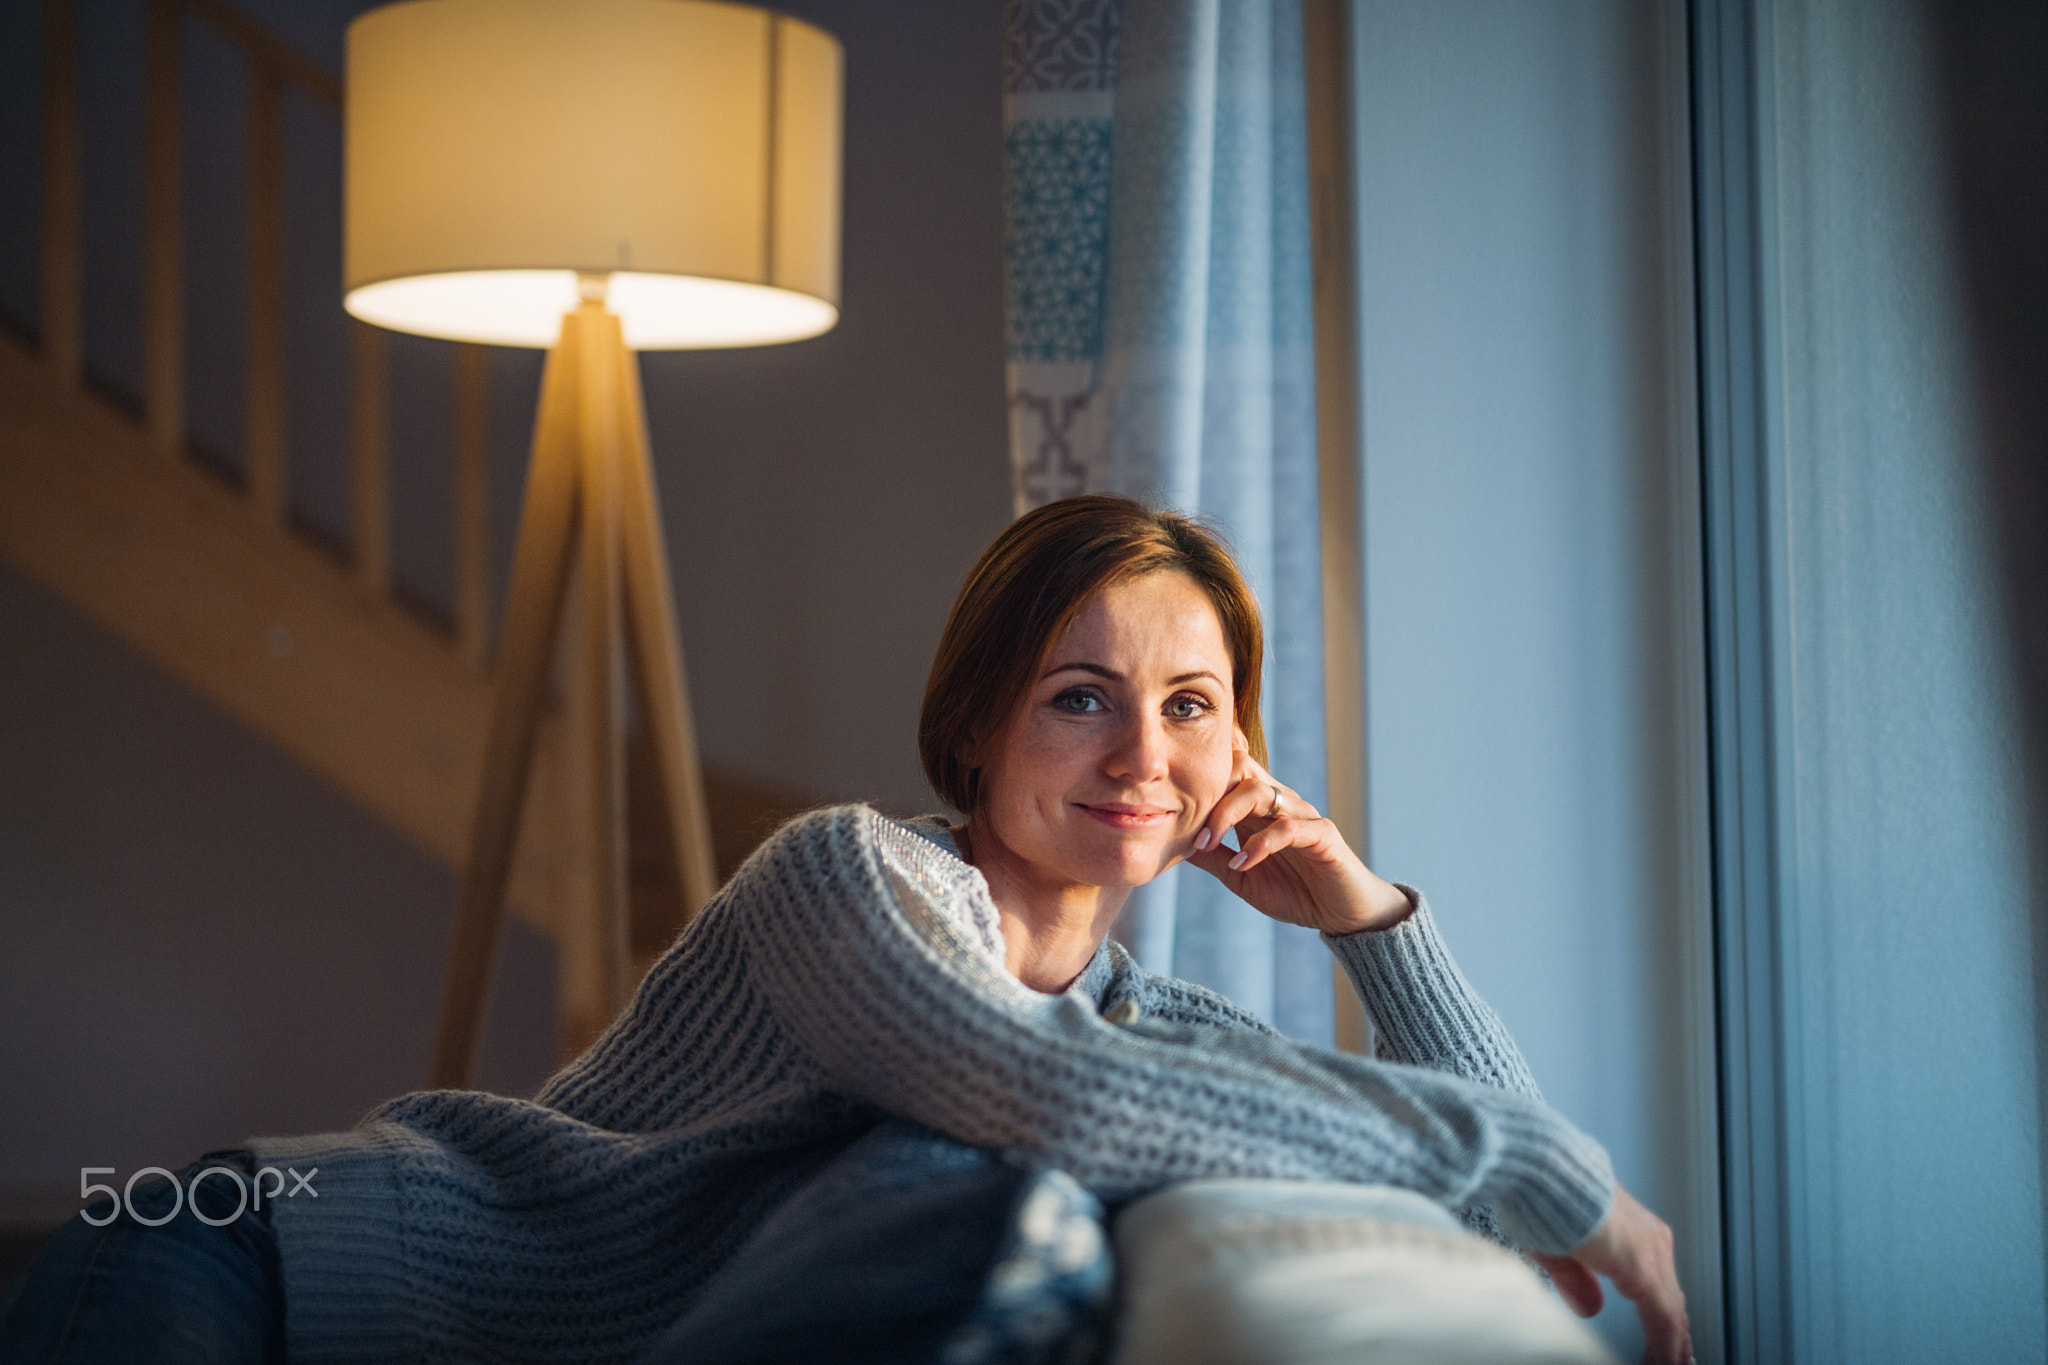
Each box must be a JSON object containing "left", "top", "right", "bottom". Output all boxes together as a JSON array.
[
  {"left": 1040, "top": 662, "right": 1223, "bottom": 686},
  {"left": 1042, "top": 661, "right": 1120, "bottom": 681}
]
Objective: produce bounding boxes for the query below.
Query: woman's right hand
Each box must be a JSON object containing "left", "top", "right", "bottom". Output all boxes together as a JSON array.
[{"left": 1530, "top": 1182, "right": 1691, "bottom": 1365}]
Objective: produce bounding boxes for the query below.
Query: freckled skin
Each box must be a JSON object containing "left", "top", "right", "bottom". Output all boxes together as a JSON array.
[
  {"left": 982, "top": 574, "right": 1232, "bottom": 884},
  {"left": 962, "top": 572, "right": 1234, "bottom": 991}
]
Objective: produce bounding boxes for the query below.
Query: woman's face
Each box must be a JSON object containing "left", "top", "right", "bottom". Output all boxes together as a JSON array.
[{"left": 971, "top": 570, "right": 1238, "bottom": 891}]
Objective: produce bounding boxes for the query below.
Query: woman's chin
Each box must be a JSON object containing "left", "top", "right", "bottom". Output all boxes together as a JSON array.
[{"left": 1073, "top": 831, "right": 1183, "bottom": 887}]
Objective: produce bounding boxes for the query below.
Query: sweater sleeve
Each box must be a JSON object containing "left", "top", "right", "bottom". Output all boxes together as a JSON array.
[
  {"left": 1323, "top": 889, "right": 1543, "bottom": 1098},
  {"left": 735, "top": 807, "right": 1614, "bottom": 1255}
]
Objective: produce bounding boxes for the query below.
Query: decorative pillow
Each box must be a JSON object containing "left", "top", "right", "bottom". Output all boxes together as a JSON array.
[
  {"left": 1110, "top": 1180, "right": 1616, "bottom": 1365},
  {"left": 940, "top": 1167, "right": 1114, "bottom": 1365},
  {"left": 646, "top": 1121, "right": 1113, "bottom": 1365}
]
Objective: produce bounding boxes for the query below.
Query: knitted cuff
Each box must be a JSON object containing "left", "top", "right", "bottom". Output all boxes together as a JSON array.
[
  {"left": 250, "top": 1123, "right": 421, "bottom": 1365},
  {"left": 1321, "top": 889, "right": 1616, "bottom": 1253},
  {"left": 1477, "top": 1093, "right": 1617, "bottom": 1254},
  {"left": 1322, "top": 890, "right": 1523, "bottom": 1086}
]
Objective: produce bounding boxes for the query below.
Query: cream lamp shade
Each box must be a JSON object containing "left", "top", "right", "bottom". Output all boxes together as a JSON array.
[{"left": 343, "top": 0, "right": 842, "bottom": 349}]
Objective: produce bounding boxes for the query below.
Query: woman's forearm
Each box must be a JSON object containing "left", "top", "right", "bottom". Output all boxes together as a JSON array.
[
  {"left": 741, "top": 809, "right": 1612, "bottom": 1254},
  {"left": 1324, "top": 888, "right": 1544, "bottom": 1100}
]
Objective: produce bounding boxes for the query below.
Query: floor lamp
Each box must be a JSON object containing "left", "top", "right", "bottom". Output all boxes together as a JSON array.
[{"left": 341, "top": 0, "right": 843, "bottom": 1089}]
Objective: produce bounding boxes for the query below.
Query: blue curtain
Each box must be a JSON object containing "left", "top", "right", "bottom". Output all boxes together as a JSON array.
[{"left": 1002, "top": 0, "right": 1332, "bottom": 1042}]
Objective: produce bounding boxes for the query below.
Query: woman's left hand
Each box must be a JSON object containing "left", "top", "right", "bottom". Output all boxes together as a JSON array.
[
  {"left": 1184, "top": 729, "right": 1413, "bottom": 936},
  {"left": 1530, "top": 1183, "right": 1692, "bottom": 1365}
]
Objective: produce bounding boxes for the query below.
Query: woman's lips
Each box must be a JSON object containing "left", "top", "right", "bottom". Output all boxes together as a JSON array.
[{"left": 1077, "top": 803, "right": 1175, "bottom": 830}]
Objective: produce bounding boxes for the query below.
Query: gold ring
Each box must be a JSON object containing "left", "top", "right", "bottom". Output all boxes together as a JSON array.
[{"left": 1265, "top": 786, "right": 1284, "bottom": 819}]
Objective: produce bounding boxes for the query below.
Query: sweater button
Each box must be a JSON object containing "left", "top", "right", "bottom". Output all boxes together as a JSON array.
[{"left": 1103, "top": 999, "right": 1141, "bottom": 1026}]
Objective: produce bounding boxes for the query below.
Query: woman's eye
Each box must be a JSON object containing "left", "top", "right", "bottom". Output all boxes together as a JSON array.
[
  {"left": 1052, "top": 690, "right": 1104, "bottom": 713},
  {"left": 1166, "top": 694, "right": 1213, "bottom": 720}
]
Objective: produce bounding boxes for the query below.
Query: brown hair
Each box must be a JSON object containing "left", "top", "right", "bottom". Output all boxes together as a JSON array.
[{"left": 919, "top": 495, "right": 1266, "bottom": 813}]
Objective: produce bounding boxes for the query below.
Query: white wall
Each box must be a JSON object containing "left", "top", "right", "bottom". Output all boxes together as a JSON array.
[{"left": 1351, "top": 2, "right": 1719, "bottom": 1357}]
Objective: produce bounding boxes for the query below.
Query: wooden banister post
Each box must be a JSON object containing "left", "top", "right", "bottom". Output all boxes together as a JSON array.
[
  {"left": 143, "top": 0, "right": 184, "bottom": 458},
  {"left": 453, "top": 343, "right": 493, "bottom": 665},
  {"left": 245, "top": 61, "right": 288, "bottom": 522},
  {"left": 40, "top": 0, "right": 83, "bottom": 388},
  {"left": 40, "top": 0, "right": 83, "bottom": 387},
  {"left": 351, "top": 320, "right": 391, "bottom": 593}
]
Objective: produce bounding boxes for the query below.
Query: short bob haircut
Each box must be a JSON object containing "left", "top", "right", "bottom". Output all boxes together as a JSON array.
[{"left": 919, "top": 495, "right": 1266, "bottom": 813}]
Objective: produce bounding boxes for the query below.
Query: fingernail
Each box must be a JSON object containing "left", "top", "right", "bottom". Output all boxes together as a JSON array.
[
  {"left": 1195, "top": 828, "right": 1212, "bottom": 851},
  {"left": 1229, "top": 851, "right": 1248, "bottom": 870}
]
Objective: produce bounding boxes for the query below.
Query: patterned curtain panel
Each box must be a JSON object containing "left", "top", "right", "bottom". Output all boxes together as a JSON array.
[{"left": 1002, "top": 0, "right": 1332, "bottom": 1042}]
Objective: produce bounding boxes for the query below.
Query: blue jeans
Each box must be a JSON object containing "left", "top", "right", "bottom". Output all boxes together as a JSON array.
[
  {"left": 0, "top": 1127, "right": 1110, "bottom": 1364},
  {"left": 649, "top": 1120, "right": 1113, "bottom": 1365},
  {"left": 0, "top": 1151, "right": 283, "bottom": 1364}
]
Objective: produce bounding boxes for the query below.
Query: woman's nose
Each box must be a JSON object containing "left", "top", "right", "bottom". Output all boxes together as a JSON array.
[{"left": 1104, "top": 711, "right": 1171, "bottom": 782}]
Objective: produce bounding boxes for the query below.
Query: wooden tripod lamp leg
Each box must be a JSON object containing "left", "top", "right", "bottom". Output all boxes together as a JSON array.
[
  {"left": 430, "top": 317, "right": 584, "bottom": 1091},
  {"left": 556, "top": 304, "right": 631, "bottom": 1059},
  {"left": 615, "top": 330, "right": 720, "bottom": 920},
  {"left": 432, "top": 298, "right": 718, "bottom": 1085}
]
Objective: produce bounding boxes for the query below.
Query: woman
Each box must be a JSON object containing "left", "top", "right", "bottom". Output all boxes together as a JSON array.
[{"left": 2, "top": 495, "right": 1687, "bottom": 1364}]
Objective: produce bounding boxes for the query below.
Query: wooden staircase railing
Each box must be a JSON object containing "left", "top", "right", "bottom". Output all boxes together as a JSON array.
[
  {"left": 0, "top": 325, "right": 566, "bottom": 933},
  {"left": 9, "top": 0, "right": 820, "bottom": 1057},
  {"left": 22, "top": 0, "right": 564, "bottom": 944}
]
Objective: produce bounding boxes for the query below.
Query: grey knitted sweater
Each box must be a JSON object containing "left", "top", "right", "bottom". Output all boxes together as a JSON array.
[{"left": 252, "top": 804, "right": 1614, "bottom": 1363}]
